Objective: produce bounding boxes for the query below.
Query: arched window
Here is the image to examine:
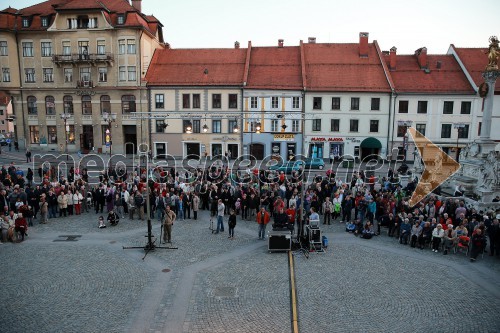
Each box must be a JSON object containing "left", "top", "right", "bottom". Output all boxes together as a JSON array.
[
  {"left": 82, "top": 95, "right": 92, "bottom": 115},
  {"left": 100, "top": 95, "right": 110, "bottom": 114},
  {"left": 27, "top": 96, "right": 37, "bottom": 114},
  {"left": 121, "top": 95, "right": 136, "bottom": 113},
  {"left": 63, "top": 95, "right": 73, "bottom": 114},
  {"left": 45, "top": 96, "right": 55, "bottom": 115}
]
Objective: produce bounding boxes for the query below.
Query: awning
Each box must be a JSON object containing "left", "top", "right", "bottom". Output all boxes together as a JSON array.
[{"left": 360, "top": 137, "right": 382, "bottom": 149}]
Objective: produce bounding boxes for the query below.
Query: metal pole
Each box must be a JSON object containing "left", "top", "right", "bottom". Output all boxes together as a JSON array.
[
  {"left": 109, "top": 121, "right": 112, "bottom": 157},
  {"left": 65, "top": 117, "right": 69, "bottom": 161}
]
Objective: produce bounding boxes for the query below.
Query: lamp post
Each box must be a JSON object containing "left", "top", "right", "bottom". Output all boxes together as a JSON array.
[
  {"left": 397, "top": 120, "right": 413, "bottom": 161},
  {"left": 60, "top": 113, "right": 71, "bottom": 160},
  {"left": 454, "top": 123, "right": 466, "bottom": 162},
  {"left": 102, "top": 112, "right": 117, "bottom": 157}
]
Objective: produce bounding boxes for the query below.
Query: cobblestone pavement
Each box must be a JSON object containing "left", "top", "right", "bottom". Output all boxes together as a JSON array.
[{"left": 1, "top": 211, "right": 500, "bottom": 333}]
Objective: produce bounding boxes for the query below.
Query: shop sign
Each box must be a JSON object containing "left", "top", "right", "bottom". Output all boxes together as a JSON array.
[
  {"left": 273, "top": 134, "right": 295, "bottom": 141},
  {"left": 346, "top": 137, "right": 361, "bottom": 143},
  {"left": 310, "top": 137, "right": 343, "bottom": 142}
]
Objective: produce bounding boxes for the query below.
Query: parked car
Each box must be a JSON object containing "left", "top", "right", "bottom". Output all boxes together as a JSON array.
[
  {"left": 0, "top": 135, "right": 7, "bottom": 146},
  {"left": 269, "top": 160, "right": 305, "bottom": 174},
  {"left": 304, "top": 158, "right": 325, "bottom": 169}
]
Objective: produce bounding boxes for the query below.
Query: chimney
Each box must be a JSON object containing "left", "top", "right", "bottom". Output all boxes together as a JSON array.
[
  {"left": 234, "top": 41, "right": 240, "bottom": 49},
  {"left": 131, "top": 0, "right": 142, "bottom": 12},
  {"left": 415, "top": 47, "right": 428, "bottom": 69},
  {"left": 308, "top": 37, "right": 316, "bottom": 44},
  {"left": 278, "top": 39, "right": 284, "bottom": 48},
  {"left": 359, "top": 32, "right": 369, "bottom": 57},
  {"left": 389, "top": 46, "right": 397, "bottom": 70}
]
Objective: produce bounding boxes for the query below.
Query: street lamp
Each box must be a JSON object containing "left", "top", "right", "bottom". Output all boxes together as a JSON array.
[
  {"left": 102, "top": 112, "right": 117, "bottom": 156},
  {"left": 185, "top": 121, "right": 193, "bottom": 134},
  {"left": 60, "top": 113, "right": 71, "bottom": 160},
  {"left": 397, "top": 120, "right": 413, "bottom": 161},
  {"left": 454, "top": 123, "right": 466, "bottom": 162}
]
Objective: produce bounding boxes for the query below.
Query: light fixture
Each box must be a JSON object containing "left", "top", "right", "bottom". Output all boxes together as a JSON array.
[
  {"left": 281, "top": 124, "right": 287, "bottom": 130},
  {"left": 161, "top": 119, "right": 169, "bottom": 130},
  {"left": 202, "top": 124, "right": 209, "bottom": 133},
  {"left": 255, "top": 122, "right": 261, "bottom": 133},
  {"left": 185, "top": 121, "right": 192, "bottom": 133},
  {"left": 233, "top": 125, "right": 239, "bottom": 133}
]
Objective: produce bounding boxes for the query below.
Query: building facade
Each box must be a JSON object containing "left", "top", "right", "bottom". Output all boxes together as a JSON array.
[{"left": 0, "top": 0, "right": 165, "bottom": 154}]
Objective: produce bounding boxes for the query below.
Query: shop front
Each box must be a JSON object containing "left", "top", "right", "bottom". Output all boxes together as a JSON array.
[
  {"left": 307, "top": 137, "right": 345, "bottom": 160},
  {"left": 243, "top": 133, "right": 302, "bottom": 161}
]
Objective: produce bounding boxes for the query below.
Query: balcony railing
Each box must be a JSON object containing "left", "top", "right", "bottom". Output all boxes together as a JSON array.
[
  {"left": 52, "top": 53, "right": 114, "bottom": 65},
  {"left": 77, "top": 80, "right": 94, "bottom": 88}
]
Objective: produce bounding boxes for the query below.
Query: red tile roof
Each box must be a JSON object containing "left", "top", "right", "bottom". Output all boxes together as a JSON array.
[
  {"left": 386, "top": 54, "right": 475, "bottom": 94},
  {"left": 1, "top": 7, "right": 18, "bottom": 14},
  {"left": 453, "top": 47, "right": 499, "bottom": 90},
  {"left": 146, "top": 48, "right": 248, "bottom": 86},
  {"left": 304, "top": 43, "right": 391, "bottom": 92},
  {"left": 246, "top": 46, "right": 303, "bottom": 90}
]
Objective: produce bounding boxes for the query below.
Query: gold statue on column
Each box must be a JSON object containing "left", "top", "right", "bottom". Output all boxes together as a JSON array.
[{"left": 486, "top": 36, "right": 499, "bottom": 71}]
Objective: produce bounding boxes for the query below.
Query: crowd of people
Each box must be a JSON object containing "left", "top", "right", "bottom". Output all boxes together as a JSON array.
[{"left": 0, "top": 159, "right": 499, "bottom": 264}]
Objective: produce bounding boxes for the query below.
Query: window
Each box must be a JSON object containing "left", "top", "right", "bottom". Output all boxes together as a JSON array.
[
  {"left": 0, "top": 41, "right": 8, "bottom": 56},
  {"left": 371, "top": 98, "right": 380, "bottom": 111},
  {"left": 398, "top": 100, "right": 409, "bottom": 113},
  {"left": 41, "top": 17, "right": 49, "bottom": 27},
  {"left": 41, "top": 42, "right": 52, "bottom": 57},
  {"left": 478, "top": 122, "right": 482, "bottom": 136},
  {"left": 48, "top": 126, "right": 57, "bottom": 144},
  {"left": 25, "top": 68, "right": 35, "bottom": 83},
  {"left": 193, "top": 94, "right": 201, "bottom": 108},
  {"left": 443, "top": 101, "right": 453, "bottom": 114},
  {"left": 78, "top": 41, "right": 89, "bottom": 58},
  {"left": 43, "top": 68, "right": 53, "bottom": 82},
  {"left": 313, "top": 97, "right": 322, "bottom": 110},
  {"left": 121, "top": 95, "right": 136, "bottom": 113},
  {"left": 117, "top": 15, "right": 125, "bottom": 25},
  {"left": 68, "top": 125, "right": 75, "bottom": 144},
  {"left": 458, "top": 125, "right": 469, "bottom": 139},
  {"left": 29, "top": 126, "right": 40, "bottom": 144},
  {"left": 82, "top": 96, "right": 92, "bottom": 115},
  {"left": 22, "top": 18, "right": 30, "bottom": 28},
  {"left": 63, "top": 96, "right": 73, "bottom": 114},
  {"left": 182, "top": 94, "right": 190, "bottom": 108},
  {"left": 127, "top": 66, "right": 136, "bottom": 81},
  {"left": 212, "top": 94, "right": 221, "bottom": 108},
  {"left": 98, "top": 67, "right": 107, "bottom": 82},
  {"left": 192, "top": 120, "right": 201, "bottom": 133},
  {"left": 292, "top": 97, "right": 300, "bottom": 109},
  {"left": 182, "top": 120, "right": 191, "bottom": 133},
  {"left": 22, "top": 42, "right": 33, "bottom": 57},
  {"left": 250, "top": 97, "right": 257, "bottom": 109},
  {"left": 271, "top": 96, "right": 279, "bottom": 109},
  {"left": 350, "top": 119, "right": 359, "bottom": 132},
  {"left": 396, "top": 125, "right": 407, "bottom": 137},
  {"left": 461, "top": 101, "right": 471, "bottom": 114},
  {"left": 27, "top": 96, "right": 37, "bottom": 114},
  {"left": 45, "top": 96, "right": 55, "bottom": 115},
  {"left": 62, "top": 41, "right": 71, "bottom": 55},
  {"left": 2, "top": 68, "right": 10, "bottom": 82},
  {"left": 228, "top": 120, "right": 237, "bottom": 133},
  {"left": 118, "top": 40, "right": 126, "bottom": 54},
  {"left": 331, "top": 97, "right": 340, "bottom": 110},
  {"left": 97, "top": 40, "right": 105, "bottom": 55},
  {"left": 156, "top": 120, "right": 165, "bottom": 133},
  {"left": 271, "top": 120, "right": 278, "bottom": 132},
  {"left": 80, "top": 67, "right": 91, "bottom": 82},
  {"left": 100, "top": 95, "right": 110, "bottom": 114},
  {"left": 331, "top": 119, "right": 340, "bottom": 132},
  {"left": 64, "top": 68, "right": 73, "bottom": 82},
  {"left": 441, "top": 124, "right": 452, "bottom": 138},
  {"left": 369, "top": 120, "right": 379, "bottom": 132},
  {"left": 229, "top": 94, "right": 238, "bottom": 108},
  {"left": 417, "top": 101, "right": 428, "bottom": 114},
  {"left": 212, "top": 119, "right": 221, "bottom": 133},
  {"left": 119, "top": 66, "right": 126, "bottom": 81},
  {"left": 292, "top": 120, "right": 299, "bottom": 132},
  {"left": 127, "top": 39, "right": 136, "bottom": 54},
  {"left": 415, "top": 123, "right": 426, "bottom": 136},
  {"left": 351, "top": 98, "right": 360, "bottom": 110},
  {"left": 312, "top": 119, "right": 321, "bottom": 131},
  {"left": 155, "top": 94, "right": 164, "bottom": 109}
]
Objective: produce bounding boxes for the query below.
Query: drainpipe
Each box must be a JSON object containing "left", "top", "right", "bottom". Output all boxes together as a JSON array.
[{"left": 386, "top": 91, "right": 393, "bottom": 160}]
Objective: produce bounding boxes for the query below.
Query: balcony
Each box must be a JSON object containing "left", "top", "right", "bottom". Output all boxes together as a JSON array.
[
  {"left": 77, "top": 80, "right": 94, "bottom": 88},
  {"left": 52, "top": 53, "right": 114, "bottom": 66}
]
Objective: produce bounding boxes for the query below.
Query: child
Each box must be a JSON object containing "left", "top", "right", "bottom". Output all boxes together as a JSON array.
[
  {"left": 228, "top": 209, "right": 236, "bottom": 239},
  {"left": 98, "top": 216, "right": 106, "bottom": 229}
]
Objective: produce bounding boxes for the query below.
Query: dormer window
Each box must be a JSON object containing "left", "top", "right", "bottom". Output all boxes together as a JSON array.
[
  {"left": 41, "top": 17, "right": 48, "bottom": 27},
  {"left": 22, "top": 17, "right": 30, "bottom": 28},
  {"left": 117, "top": 14, "right": 125, "bottom": 25},
  {"left": 67, "top": 17, "right": 97, "bottom": 29}
]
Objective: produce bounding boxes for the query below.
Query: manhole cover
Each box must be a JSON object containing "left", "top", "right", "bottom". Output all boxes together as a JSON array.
[
  {"left": 53, "top": 235, "right": 82, "bottom": 242},
  {"left": 162, "top": 268, "right": 171, "bottom": 273},
  {"left": 213, "top": 287, "right": 237, "bottom": 298}
]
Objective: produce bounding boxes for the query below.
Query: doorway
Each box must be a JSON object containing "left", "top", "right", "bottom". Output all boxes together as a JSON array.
[
  {"left": 186, "top": 143, "right": 200, "bottom": 157},
  {"left": 250, "top": 143, "right": 264, "bottom": 160},
  {"left": 227, "top": 144, "right": 239, "bottom": 159},
  {"left": 123, "top": 125, "right": 137, "bottom": 155},
  {"left": 80, "top": 125, "right": 93, "bottom": 153}
]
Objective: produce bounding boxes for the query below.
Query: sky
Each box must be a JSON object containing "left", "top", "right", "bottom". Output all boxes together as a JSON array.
[{"left": 7, "top": 0, "right": 500, "bottom": 54}]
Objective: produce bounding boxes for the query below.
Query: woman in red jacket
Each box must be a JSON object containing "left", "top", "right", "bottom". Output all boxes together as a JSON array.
[{"left": 256, "top": 207, "right": 270, "bottom": 240}]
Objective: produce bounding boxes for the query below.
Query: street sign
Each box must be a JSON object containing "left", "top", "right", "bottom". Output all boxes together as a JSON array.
[{"left": 6, "top": 139, "right": 11, "bottom": 144}]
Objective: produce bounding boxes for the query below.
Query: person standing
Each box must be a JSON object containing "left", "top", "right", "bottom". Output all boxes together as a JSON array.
[
  {"left": 162, "top": 205, "right": 176, "bottom": 243},
  {"left": 26, "top": 150, "right": 32, "bottom": 163},
  {"left": 192, "top": 193, "right": 200, "bottom": 220},
  {"left": 39, "top": 194, "right": 48, "bottom": 224},
  {"left": 322, "top": 197, "right": 333, "bottom": 225},
  {"left": 228, "top": 209, "right": 236, "bottom": 239},
  {"left": 256, "top": 207, "right": 270, "bottom": 240},
  {"left": 215, "top": 199, "right": 225, "bottom": 234}
]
